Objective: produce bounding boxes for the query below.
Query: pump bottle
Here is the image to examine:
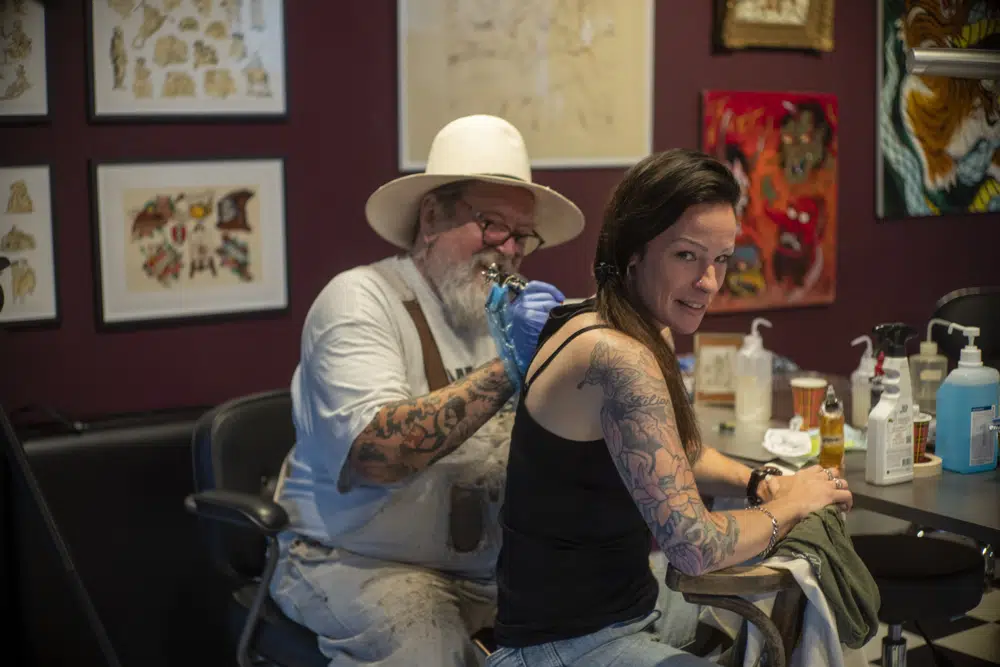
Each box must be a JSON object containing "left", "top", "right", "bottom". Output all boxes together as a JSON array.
[
  {"left": 910, "top": 318, "right": 951, "bottom": 415},
  {"left": 935, "top": 323, "right": 1000, "bottom": 474},
  {"left": 734, "top": 317, "right": 773, "bottom": 423}
]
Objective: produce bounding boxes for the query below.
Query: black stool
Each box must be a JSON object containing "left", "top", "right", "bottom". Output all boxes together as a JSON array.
[{"left": 852, "top": 534, "right": 986, "bottom": 667}]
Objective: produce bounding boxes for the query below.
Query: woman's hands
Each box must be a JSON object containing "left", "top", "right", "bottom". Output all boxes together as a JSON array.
[{"left": 768, "top": 464, "right": 853, "bottom": 519}]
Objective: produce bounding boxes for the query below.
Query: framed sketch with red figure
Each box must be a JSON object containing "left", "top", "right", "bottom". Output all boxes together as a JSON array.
[
  {"left": 90, "top": 157, "right": 289, "bottom": 329},
  {"left": 701, "top": 89, "right": 838, "bottom": 313}
]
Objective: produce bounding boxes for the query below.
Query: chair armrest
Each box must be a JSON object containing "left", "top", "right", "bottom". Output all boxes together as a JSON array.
[
  {"left": 665, "top": 563, "right": 797, "bottom": 596},
  {"left": 184, "top": 489, "right": 289, "bottom": 535},
  {"left": 665, "top": 563, "right": 805, "bottom": 667}
]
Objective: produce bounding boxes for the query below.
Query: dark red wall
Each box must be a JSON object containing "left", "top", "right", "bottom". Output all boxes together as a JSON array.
[{"left": 4, "top": 2, "right": 999, "bottom": 418}]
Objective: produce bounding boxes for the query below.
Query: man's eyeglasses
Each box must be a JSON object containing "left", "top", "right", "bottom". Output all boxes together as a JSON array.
[{"left": 460, "top": 200, "right": 545, "bottom": 255}]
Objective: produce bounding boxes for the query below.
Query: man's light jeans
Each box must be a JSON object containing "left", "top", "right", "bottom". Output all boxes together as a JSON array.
[{"left": 270, "top": 535, "right": 496, "bottom": 666}]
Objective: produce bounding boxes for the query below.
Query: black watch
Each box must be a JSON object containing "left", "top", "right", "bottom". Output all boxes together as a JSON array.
[{"left": 747, "top": 466, "right": 783, "bottom": 506}]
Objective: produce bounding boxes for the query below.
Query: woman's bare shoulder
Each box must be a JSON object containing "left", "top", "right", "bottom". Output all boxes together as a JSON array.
[{"left": 528, "top": 313, "right": 659, "bottom": 382}]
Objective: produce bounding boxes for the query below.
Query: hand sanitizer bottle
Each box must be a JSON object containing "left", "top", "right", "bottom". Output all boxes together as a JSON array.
[
  {"left": 734, "top": 317, "right": 773, "bottom": 423},
  {"left": 910, "top": 318, "right": 951, "bottom": 415},
  {"left": 935, "top": 323, "right": 1000, "bottom": 474},
  {"left": 850, "top": 335, "right": 876, "bottom": 429}
]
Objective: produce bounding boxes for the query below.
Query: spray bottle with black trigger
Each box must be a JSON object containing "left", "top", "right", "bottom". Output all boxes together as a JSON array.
[{"left": 872, "top": 323, "right": 918, "bottom": 418}]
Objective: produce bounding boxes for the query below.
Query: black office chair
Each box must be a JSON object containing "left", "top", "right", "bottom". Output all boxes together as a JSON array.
[
  {"left": 184, "top": 390, "right": 497, "bottom": 667},
  {"left": 930, "top": 286, "right": 1000, "bottom": 370},
  {"left": 185, "top": 389, "right": 326, "bottom": 667},
  {"left": 851, "top": 534, "right": 986, "bottom": 667}
]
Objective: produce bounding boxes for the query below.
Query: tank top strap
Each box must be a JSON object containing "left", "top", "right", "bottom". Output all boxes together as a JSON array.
[{"left": 523, "top": 324, "right": 610, "bottom": 398}]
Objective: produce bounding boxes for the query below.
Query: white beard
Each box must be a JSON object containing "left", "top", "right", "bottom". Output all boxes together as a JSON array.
[{"left": 425, "top": 250, "right": 513, "bottom": 339}]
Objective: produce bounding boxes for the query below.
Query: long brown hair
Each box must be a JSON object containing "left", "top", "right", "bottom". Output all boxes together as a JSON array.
[{"left": 594, "top": 149, "right": 740, "bottom": 464}]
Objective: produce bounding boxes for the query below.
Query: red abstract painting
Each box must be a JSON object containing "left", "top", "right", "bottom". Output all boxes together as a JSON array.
[{"left": 702, "top": 90, "right": 838, "bottom": 313}]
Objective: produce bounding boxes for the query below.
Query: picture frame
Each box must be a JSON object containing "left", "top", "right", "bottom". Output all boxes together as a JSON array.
[
  {"left": 875, "top": 0, "right": 996, "bottom": 219},
  {"left": 693, "top": 332, "right": 745, "bottom": 406},
  {"left": 85, "top": 0, "right": 288, "bottom": 122},
  {"left": 90, "top": 157, "right": 288, "bottom": 329},
  {"left": 396, "top": 0, "right": 655, "bottom": 170},
  {"left": 0, "top": 163, "right": 59, "bottom": 328},
  {"left": 716, "top": 0, "right": 835, "bottom": 52},
  {"left": 701, "top": 89, "right": 839, "bottom": 313},
  {"left": 0, "top": 0, "right": 50, "bottom": 123}
]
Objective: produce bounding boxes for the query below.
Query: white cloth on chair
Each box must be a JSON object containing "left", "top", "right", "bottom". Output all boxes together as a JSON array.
[{"left": 700, "top": 555, "right": 868, "bottom": 667}]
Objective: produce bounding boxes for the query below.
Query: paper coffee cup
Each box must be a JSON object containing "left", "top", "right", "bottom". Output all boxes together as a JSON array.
[{"left": 790, "top": 376, "right": 828, "bottom": 430}]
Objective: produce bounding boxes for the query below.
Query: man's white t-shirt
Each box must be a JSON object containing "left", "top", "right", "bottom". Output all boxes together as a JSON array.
[{"left": 274, "top": 255, "right": 513, "bottom": 579}]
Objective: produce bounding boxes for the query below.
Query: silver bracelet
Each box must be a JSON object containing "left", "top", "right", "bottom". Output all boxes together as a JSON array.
[{"left": 750, "top": 505, "right": 779, "bottom": 558}]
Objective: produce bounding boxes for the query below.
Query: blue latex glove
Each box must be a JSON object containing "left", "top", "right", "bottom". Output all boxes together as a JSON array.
[
  {"left": 486, "top": 280, "right": 565, "bottom": 392},
  {"left": 508, "top": 281, "right": 565, "bottom": 376}
]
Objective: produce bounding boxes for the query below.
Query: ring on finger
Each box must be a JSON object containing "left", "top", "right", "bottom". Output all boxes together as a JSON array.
[
  {"left": 835, "top": 478, "right": 844, "bottom": 490},
  {"left": 824, "top": 469, "right": 835, "bottom": 481}
]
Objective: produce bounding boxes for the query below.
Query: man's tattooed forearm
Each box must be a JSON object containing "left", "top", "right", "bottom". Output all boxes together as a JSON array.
[
  {"left": 580, "top": 341, "right": 739, "bottom": 575},
  {"left": 350, "top": 359, "right": 512, "bottom": 483}
]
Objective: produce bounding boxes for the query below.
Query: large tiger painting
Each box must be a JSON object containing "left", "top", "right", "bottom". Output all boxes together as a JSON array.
[{"left": 877, "top": 0, "right": 1000, "bottom": 218}]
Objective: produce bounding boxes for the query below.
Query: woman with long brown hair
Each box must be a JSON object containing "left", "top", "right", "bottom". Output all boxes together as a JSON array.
[{"left": 488, "top": 149, "right": 853, "bottom": 666}]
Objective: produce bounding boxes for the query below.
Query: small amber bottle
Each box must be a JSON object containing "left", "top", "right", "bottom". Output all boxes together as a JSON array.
[{"left": 818, "top": 385, "right": 846, "bottom": 470}]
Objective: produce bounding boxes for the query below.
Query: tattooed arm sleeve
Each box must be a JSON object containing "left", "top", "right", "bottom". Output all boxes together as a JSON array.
[
  {"left": 296, "top": 270, "right": 514, "bottom": 490},
  {"left": 579, "top": 336, "right": 793, "bottom": 576},
  {"left": 349, "top": 359, "right": 514, "bottom": 484}
]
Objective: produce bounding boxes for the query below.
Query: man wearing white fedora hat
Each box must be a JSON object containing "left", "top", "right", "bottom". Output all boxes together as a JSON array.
[{"left": 268, "top": 115, "right": 585, "bottom": 665}]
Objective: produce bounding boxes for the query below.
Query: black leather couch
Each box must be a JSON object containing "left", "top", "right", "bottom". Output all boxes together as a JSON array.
[{"left": 5, "top": 408, "right": 236, "bottom": 667}]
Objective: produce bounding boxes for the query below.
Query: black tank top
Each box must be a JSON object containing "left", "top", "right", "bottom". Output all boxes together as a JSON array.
[{"left": 494, "top": 299, "right": 658, "bottom": 647}]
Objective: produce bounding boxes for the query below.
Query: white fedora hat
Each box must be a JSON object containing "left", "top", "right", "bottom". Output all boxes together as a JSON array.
[{"left": 365, "top": 115, "right": 585, "bottom": 251}]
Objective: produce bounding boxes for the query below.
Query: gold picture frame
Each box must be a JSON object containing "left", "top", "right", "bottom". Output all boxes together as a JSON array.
[
  {"left": 717, "top": 0, "right": 835, "bottom": 52},
  {"left": 693, "top": 332, "right": 745, "bottom": 406}
]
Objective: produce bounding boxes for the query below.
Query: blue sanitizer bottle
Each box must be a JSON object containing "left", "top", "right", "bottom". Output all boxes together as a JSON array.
[{"left": 935, "top": 324, "right": 1000, "bottom": 473}]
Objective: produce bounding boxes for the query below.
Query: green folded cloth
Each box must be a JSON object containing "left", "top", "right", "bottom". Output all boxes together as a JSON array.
[{"left": 773, "top": 507, "right": 881, "bottom": 649}]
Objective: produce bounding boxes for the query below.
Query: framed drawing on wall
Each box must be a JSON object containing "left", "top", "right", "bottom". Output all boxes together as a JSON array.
[
  {"left": 0, "top": 0, "right": 50, "bottom": 122},
  {"left": 693, "top": 332, "right": 744, "bottom": 406},
  {"left": 0, "top": 164, "right": 59, "bottom": 327},
  {"left": 397, "top": 0, "right": 654, "bottom": 169},
  {"left": 716, "top": 0, "right": 835, "bottom": 52},
  {"left": 86, "top": 0, "right": 287, "bottom": 121},
  {"left": 90, "top": 157, "right": 288, "bottom": 328},
  {"left": 701, "top": 89, "right": 838, "bottom": 313},
  {"left": 876, "top": 0, "right": 999, "bottom": 219}
]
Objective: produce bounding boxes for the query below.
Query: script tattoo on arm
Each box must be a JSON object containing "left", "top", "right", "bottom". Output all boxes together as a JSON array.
[
  {"left": 578, "top": 341, "right": 740, "bottom": 576},
  {"left": 348, "top": 359, "right": 513, "bottom": 485}
]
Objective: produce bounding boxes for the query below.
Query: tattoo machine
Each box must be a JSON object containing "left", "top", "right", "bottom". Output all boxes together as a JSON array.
[
  {"left": 483, "top": 263, "right": 529, "bottom": 392},
  {"left": 482, "top": 263, "right": 527, "bottom": 294}
]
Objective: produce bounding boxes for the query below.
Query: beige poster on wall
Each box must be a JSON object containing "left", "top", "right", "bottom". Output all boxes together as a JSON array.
[{"left": 397, "top": 0, "right": 654, "bottom": 170}]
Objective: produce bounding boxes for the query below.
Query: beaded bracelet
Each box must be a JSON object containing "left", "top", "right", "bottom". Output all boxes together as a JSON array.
[{"left": 750, "top": 505, "right": 779, "bottom": 558}]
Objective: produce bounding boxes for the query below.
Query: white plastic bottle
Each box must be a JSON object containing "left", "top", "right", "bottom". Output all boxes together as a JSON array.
[
  {"left": 873, "top": 322, "right": 918, "bottom": 418},
  {"left": 935, "top": 323, "right": 1000, "bottom": 474},
  {"left": 865, "top": 369, "right": 915, "bottom": 486},
  {"left": 734, "top": 317, "right": 774, "bottom": 423},
  {"left": 910, "top": 318, "right": 951, "bottom": 415},
  {"left": 850, "top": 335, "right": 876, "bottom": 429}
]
